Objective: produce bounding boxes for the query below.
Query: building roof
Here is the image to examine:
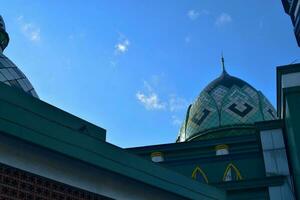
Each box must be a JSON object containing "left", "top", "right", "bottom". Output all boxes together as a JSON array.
[
  {"left": 203, "top": 70, "right": 255, "bottom": 93},
  {"left": 0, "top": 81, "right": 226, "bottom": 200},
  {"left": 178, "top": 68, "right": 277, "bottom": 142}
]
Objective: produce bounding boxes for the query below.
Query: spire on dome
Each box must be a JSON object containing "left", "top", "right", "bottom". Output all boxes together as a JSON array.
[{"left": 221, "top": 53, "right": 227, "bottom": 73}]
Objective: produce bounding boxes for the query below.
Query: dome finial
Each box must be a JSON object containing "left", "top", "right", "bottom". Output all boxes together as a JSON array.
[{"left": 221, "top": 52, "right": 226, "bottom": 73}]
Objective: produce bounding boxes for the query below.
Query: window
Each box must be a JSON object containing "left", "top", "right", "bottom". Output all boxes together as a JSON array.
[
  {"left": 151, "top": 152, "right": 164, "bottom": 162},
  {"left": 215, "top": 144, "right": 229, "bottom": 156},
  {"left": 223, "top": 163, "right": 242, "bottom": 181},
  {"left": 191, "top": 166, "right": 208, "bottom": 183}
]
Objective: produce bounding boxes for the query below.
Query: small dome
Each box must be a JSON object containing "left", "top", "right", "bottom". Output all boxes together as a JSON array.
[
  {"left": 0, "top": 15, "right": 38, "bottom": 98},
  {"left": 177, "top": 70, "right": 277, "bottom": 142},
  {"left": 0, "top": 53, "right": 38, "bottom": 98}
]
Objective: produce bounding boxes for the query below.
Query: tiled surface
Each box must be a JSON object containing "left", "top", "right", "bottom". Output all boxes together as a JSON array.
[
  {"left": 179, "top": 73, "right": 277, "bottom": 141},
  {"left": 0, "top": 53, "right": 38, "bottom": 98}
]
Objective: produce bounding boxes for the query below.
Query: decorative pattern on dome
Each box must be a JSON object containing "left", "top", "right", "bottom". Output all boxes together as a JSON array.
[
  {"left": 259, "top": 92, "right": 277, "bottom": 120},
  {"left": 0, "top": 53, "right": 38, "bottom": 98},
  {"left": 185, "top": 92, "right": 219, "bottom": 140},
  {"left": 178, "top": 71, "right": 277, "bottom": 142},
  {"left": 220, "top": 85, "right": 262, "bottom": 125}
]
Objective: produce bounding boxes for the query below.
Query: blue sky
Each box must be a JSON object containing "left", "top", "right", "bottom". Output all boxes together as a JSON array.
[{"left": 2, "top": 1, "right": 300, "bottom": 147}]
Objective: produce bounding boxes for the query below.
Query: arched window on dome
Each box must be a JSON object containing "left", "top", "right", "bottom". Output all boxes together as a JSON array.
[
  {"left": 223, "top": 163, "right": 242, "bottom": 182},
  {"left": 191, "top": 166, "right": 208, "bottom": 184}
]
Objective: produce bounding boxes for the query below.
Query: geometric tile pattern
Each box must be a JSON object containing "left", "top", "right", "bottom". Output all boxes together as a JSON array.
[
  {"left": 178, "top": 71, "right": 277, "bottom": 142},
  {"left": 178, "top": 117, "right": 187, "bottom": 142},
  {"left": 0, "top": 52, "right": 38, "bottom": 98},
  {"left": 259, "top": 91, "right": 277, "bottom": 121},
  {"left": 221, "top": 86, "right": 262, "bottom": 125},
  {"left": 228, "top": 103, "right": 253, "bottom": 117},
  {"left": 185, "top": 91, "right": 219, "bottom": 139},
  {"left": 243, "top": 86, "right": 259, "bottom": 104},
  {"left": 211, "top": 86, "right": 228, "bottom": 110}
]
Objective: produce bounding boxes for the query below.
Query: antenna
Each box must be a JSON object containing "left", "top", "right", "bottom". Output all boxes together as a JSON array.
[{"left": 221, "top": 52, "right": 226, "bottom": 73}]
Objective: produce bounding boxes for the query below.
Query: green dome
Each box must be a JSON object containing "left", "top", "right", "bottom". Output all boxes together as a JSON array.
[{"left": 177, "top": 70, "right": 277, "bottom": 142}]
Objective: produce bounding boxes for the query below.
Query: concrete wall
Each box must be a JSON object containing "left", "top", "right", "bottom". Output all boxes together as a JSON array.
[{"left": 0, "top": 133, "right": 189, "bottom": 200}]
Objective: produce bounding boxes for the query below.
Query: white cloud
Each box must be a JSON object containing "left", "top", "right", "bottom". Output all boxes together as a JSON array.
[
  {"left": 136, "top": 80, "right": 166, "bottom": 110},
  {"left": 187, "top": 10, "right": 200, "bottom": 20},
  {"left": 135, "top": 79, "right": 188, "bottom": 114},
  {"left": 169, "top": 95, "right": 188, "bottom": 112},
  {"left": 187, "top": 9, "right": 210, "bottom": 20},
  {"left": 17, "top": 15, "right": 41, "bottom": 42},
  {"left": 215, "top": 13, "right": 232, "bottom": 26},
  {"left": 110, "top": 33, "right": 130, "bottom": 66},
  {"left": 136, "top": 92, "right": 166, "bottom": 110},
  {"left": 115, "top": 38, "right": 130, "bottom": 54},
  {"left": 172, "top": 115, "right": 182, "bottom": 126},
  {"left": 22, "top": 24, "right": 40, "bottom": 41}
]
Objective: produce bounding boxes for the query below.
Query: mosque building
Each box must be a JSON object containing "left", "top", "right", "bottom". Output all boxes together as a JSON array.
[{"left": 0, "top": 14, "right": 300, "bottom": 200}]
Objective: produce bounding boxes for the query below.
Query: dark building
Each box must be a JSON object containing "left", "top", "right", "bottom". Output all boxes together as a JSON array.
[{"left": 282, "top": 0, "right": 300, "bottom": 46}]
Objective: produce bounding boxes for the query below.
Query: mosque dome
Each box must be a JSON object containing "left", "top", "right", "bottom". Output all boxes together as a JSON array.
[
  {"left": 177, "top": 59, "right": 277, "bottom": 142},
  {"left": 0, "top": 16, "right": 38, "bottom": 98}
]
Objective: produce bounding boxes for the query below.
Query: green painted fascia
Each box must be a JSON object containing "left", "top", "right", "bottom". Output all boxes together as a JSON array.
[
  {"left": 276, "top": 63, "right": 300, "bottom": 117},
  {"left": 0, "top": 82, "right": 106, "bottom": 141},
  {"left": 187, "top": 125, "right": 255, "bottom": 141},
  {"left": 159, "top": 153, "right": 262, "bottom": 170},
  {"left": 128, "top": 134, "right": 257, "bottom": 153},
  {"left": 128, "top": 133, "right": 266, "bottom": 182},
  {"left": 127, "top": 134, "right": 259, "bottom": 160},
  {"left": 284, "top": 85, "right": 300, "bottom": 95},
  {"left": 283, "top": 85, "right": 300, "bottom": 199},
  {"left": 255, "top": 119, "right": 284, "bottom": 131},
  {"left": 0, "top": 83, "right": 226, "bottom": 200},
  {"left": 214, "top": 176, "right": 285, "bottom": 191},
  {"left": 127, "top": 134, "right": 263, "bottom": 177}
]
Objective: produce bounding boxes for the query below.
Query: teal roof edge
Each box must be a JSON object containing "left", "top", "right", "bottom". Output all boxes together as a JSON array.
[{"left": 0, "top": 82, "right": 226, "bottom": 200}]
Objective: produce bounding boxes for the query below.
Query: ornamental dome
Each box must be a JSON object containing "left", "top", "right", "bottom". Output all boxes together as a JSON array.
[
  {"left": 177, "top": 61, "right": 276, "bottom": 142},
  {"left": 0, "top": 16, "right": 38, "bottom": 98}
]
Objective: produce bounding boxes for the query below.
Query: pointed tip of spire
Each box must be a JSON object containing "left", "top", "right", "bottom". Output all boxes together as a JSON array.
[{"left": 221, "top": 53, "right": 227, "bottom": 74}]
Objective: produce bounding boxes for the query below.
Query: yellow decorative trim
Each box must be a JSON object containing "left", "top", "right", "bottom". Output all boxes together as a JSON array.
[
  {"left": 215, "top": 144, "right": 228, "bottom": 150},
  {"left": 223, "top": 163, "right": 243, "bottom": 181},
  {"left": 151, "top": 152, "right": 163, "bottom": 157},
  {"left": 191, "top": 166, "right": 209, "bottom": 183}
]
